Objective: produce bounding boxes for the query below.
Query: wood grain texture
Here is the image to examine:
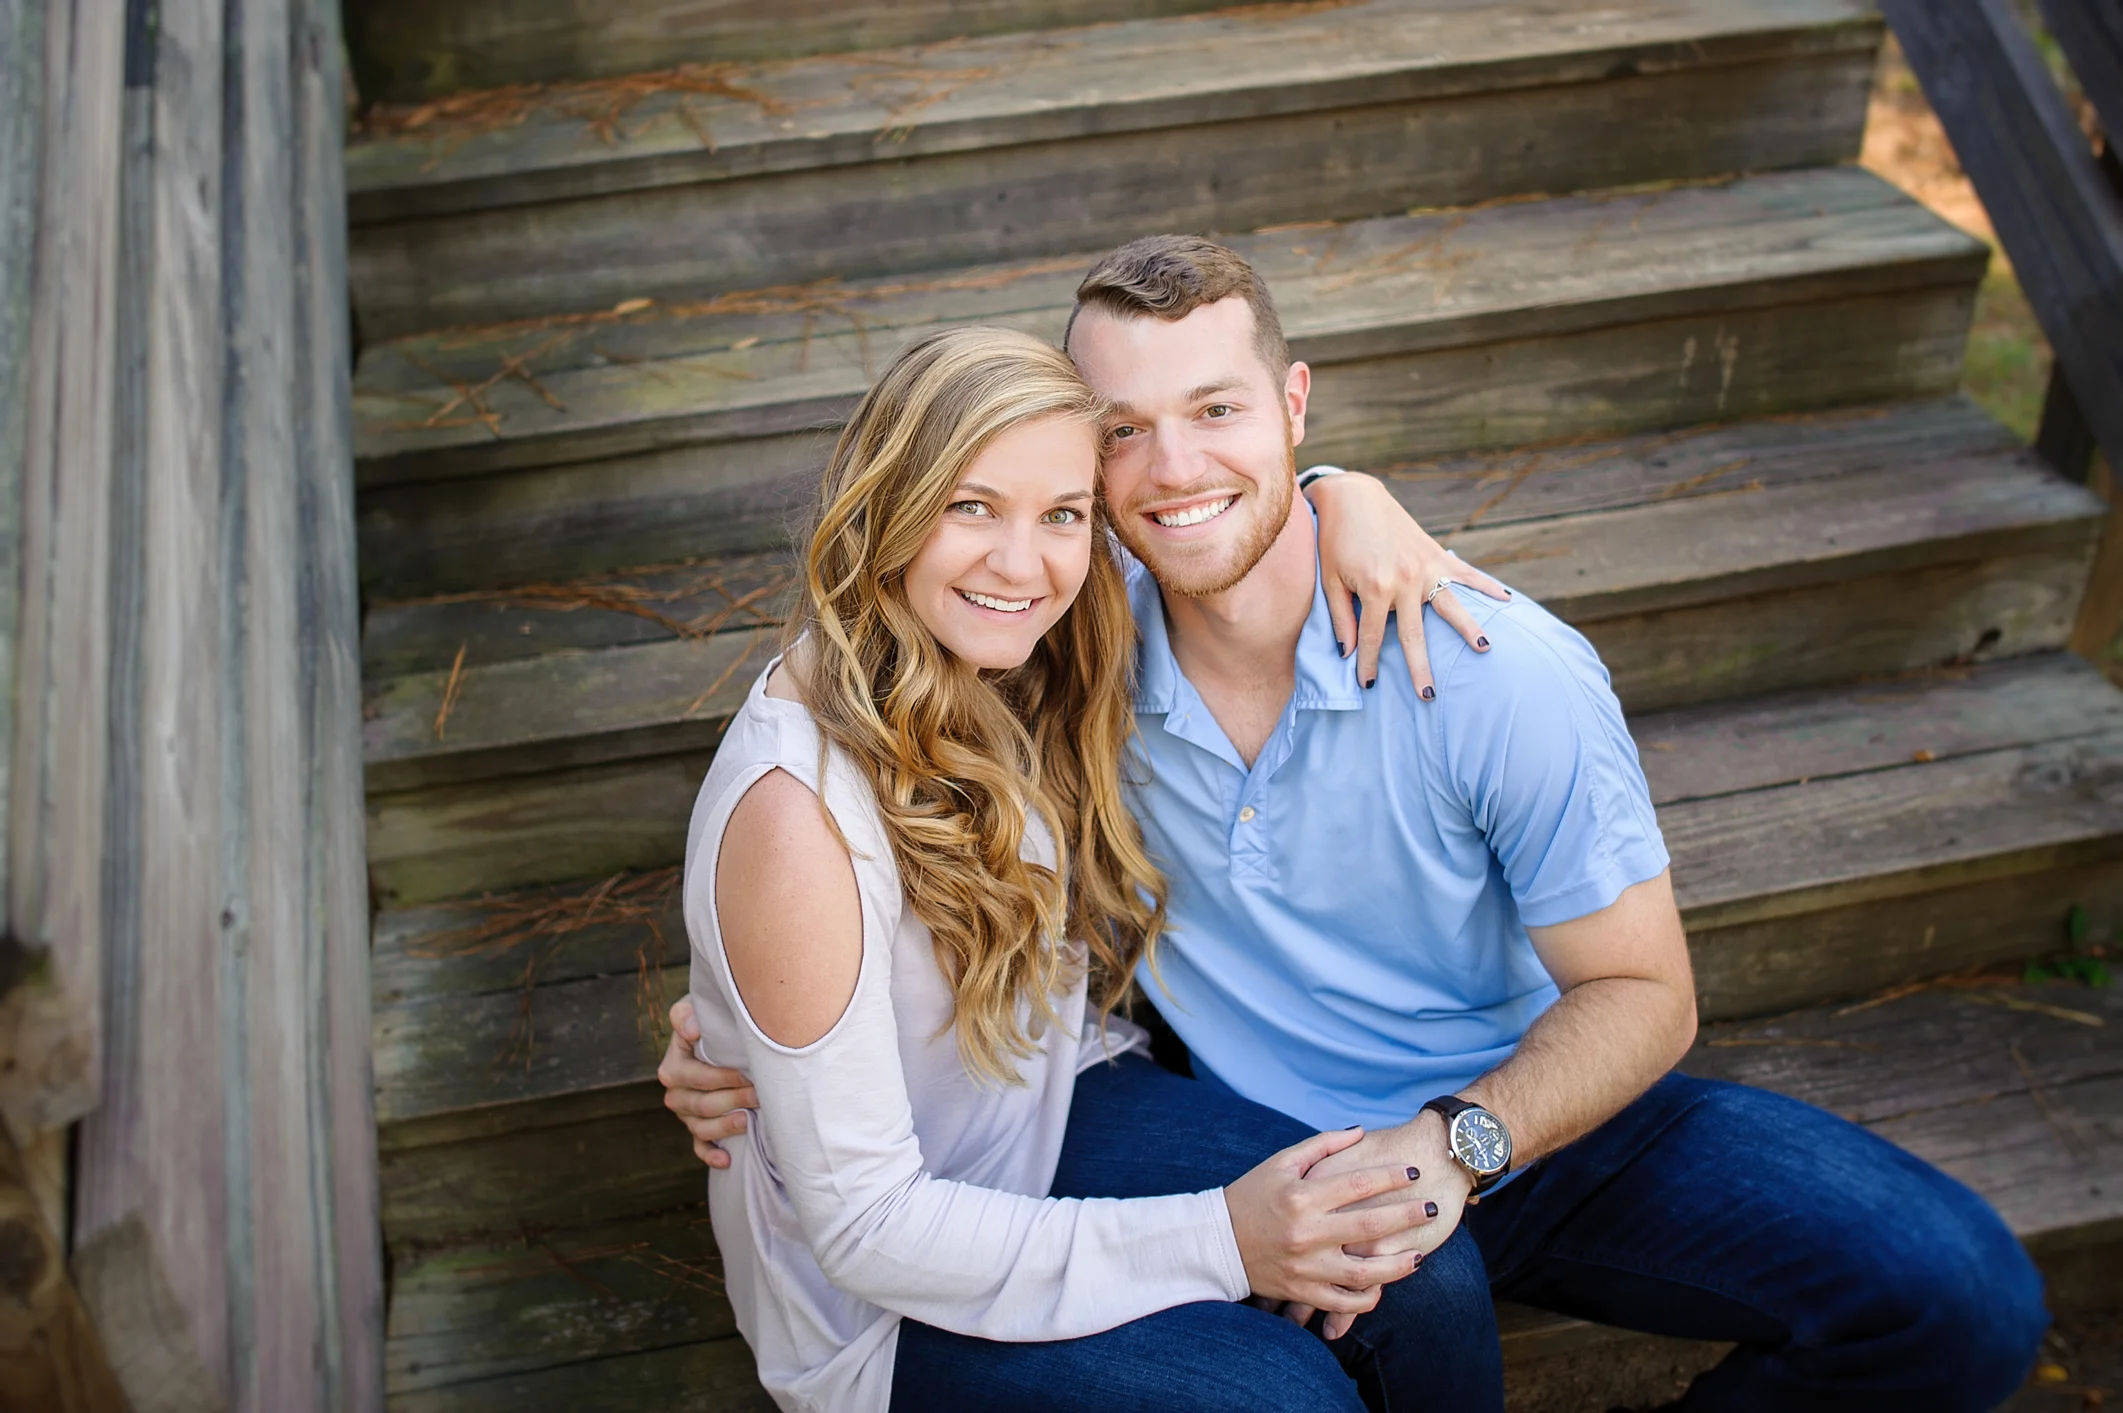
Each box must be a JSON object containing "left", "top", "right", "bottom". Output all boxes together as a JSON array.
[
  {"left": 378, "top": 1091, "right": 705, "bottom": 1245},
  {"left": 345, "top": 0, "right": 1877, "bottom": 216},
  {"left": 366, "top": 749, "right": 719, "bottom": 906},
  {"left": 2036, "top": 0, "right": 2123, "bottom": 158},
  {"left": 344, "top": 0, "right": 1286, "bottom": 101},
  {"left": 1880, "top": 0, "right": 2123, "bottom": 478},
  {"left": 365, "top": 663, "right": 2123, "bottom": 1129},
  {"left": 386, "top": 1335, "right": 774, "bottom": 1413},
  {"left": 2070, "top": 453, "right": 2123, "bottom": 672},
  {"left": 67, "top": 0, "right": 385, "bottom": 1405},
  {"left": 357, "top": 186, "right": 1987, "bottom": 596},
  {"left": 347, "top": 49, "right": 1879, "bottom": 338},
  {"left": 0, "top": 0, "right": 122, "bottom": 1140},
  {"left": 385, "top": 1207, "right": 732, "bottom": 1395},
  {"left": 352, "top": 166, "right": 1975, "bottom": 482},
  {"left": 361, "top": 450, "right": 2101, "bottom": 790},
  {"left": 378, "top": 984, "right": 2123, "bottom": 1409}
]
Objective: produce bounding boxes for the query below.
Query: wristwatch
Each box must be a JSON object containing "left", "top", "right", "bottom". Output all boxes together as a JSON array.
[{"left": 1421, "top": 1095, "right": 1513, "bottom": 1194}]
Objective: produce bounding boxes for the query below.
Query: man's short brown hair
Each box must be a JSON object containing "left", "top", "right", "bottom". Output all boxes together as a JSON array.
[{"left": 1065, "top": 235, "right": 1290, "bottom": 377}]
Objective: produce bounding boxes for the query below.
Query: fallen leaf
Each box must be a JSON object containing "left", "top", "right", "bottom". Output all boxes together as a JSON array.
[
  {"left": 2037, "top": 1363, "right": 2071, "bottom": 1384},
  {"left": 731, "top": 335, "right": 761, "bottom": 350},
  {"left": 612, "top": 297, "right": 654, "bottom": 314},
  {"left": 1911, "top": 748, "right": 1935, "bottom": 763}
]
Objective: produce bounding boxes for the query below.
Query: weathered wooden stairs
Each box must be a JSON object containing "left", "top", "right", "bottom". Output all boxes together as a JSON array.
[{"left": 342, "top": 1, "right": 2123, "bottom": 1406}]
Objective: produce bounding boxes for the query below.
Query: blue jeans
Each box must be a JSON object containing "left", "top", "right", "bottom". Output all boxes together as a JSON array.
[{"left": 889, "top": 1054, "right": 2047, "bottom": 1412}]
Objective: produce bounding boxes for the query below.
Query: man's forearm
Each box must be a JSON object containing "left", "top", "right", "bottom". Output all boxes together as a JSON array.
[{"left": 1459, "top": 973, "right": 1695, "bottom": 1167}]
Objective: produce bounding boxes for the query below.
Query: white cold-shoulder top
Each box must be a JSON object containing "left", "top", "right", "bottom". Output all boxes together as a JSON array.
[{"left": 682, "top": 660, "right": 1250, "bottom": 1413}]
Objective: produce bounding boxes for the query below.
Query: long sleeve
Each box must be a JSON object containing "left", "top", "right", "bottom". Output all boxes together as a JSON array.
[{"left": 684, "top": 759, "right": 1249, "bottom": 1345}]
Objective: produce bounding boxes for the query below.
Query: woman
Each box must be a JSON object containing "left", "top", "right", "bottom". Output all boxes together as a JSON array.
[{"left": 685, "top": 326, "right": 1464, "bottom": 1413}]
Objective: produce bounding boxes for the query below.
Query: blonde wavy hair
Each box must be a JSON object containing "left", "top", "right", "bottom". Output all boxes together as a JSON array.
[{"left": 791, "top": 325, "right": 1165, "bottom": 1084}]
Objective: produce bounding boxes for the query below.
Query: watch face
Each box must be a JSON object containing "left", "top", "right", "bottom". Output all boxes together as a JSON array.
[{"left": 1450, "top": 1108, "right": 1512, "bottom": 1176}]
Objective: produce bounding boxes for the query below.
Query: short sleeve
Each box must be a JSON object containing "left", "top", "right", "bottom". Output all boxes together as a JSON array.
[{"left": 1434, "top": 597, "right": 1669, "bottom": 929}]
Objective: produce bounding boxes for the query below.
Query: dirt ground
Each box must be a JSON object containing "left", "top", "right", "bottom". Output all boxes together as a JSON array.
[{"left": 2006, "top": 1314, "right": 2123, "bottom": 1412}]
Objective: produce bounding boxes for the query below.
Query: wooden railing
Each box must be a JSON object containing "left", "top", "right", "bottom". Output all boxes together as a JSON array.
[{"left": 1877, "top": 0, "right": 2123, "bottom": 669}]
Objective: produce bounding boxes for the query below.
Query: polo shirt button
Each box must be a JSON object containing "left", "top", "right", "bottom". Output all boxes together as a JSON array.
[{"left": 1237, "top": 806, "right": 1257, "bottom": 823}]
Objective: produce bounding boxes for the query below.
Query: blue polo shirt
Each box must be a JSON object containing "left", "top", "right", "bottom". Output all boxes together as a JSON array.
[{"left": 1123, "top": 542, "right": 1669, "bottom": 1132}]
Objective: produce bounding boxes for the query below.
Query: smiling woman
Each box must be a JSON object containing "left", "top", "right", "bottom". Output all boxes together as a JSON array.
[{"left": 900, "top": 415, "right": 1101, "bottom": 672}]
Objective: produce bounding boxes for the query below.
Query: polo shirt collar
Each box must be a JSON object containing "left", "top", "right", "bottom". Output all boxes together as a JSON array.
[{"left": 1132, "top": 530, "right": 1367, "bottom": 718}]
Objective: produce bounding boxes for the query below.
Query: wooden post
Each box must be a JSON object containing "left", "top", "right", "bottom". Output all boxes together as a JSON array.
[
  {"left": 41, "top": 0, "right": 385, "bottom": 1405},
  {"left": 1879, "top": 0, "right": 2123, "bottom": 476},
  {"left": 0, "top": 1128, "right": 126, "bottom": 1413}
]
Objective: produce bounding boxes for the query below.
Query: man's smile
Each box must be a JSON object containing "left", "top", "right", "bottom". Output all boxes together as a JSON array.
[{"left": 1148, "top": 494, "right": 1238, "bottom": 530}]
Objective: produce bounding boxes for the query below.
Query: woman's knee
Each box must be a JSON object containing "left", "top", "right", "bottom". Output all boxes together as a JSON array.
[{"left": 1150, "top": 1303, "right": 1367, "bottom": 1413}]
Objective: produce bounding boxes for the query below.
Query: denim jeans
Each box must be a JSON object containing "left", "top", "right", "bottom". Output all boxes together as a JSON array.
[{"left": 889, "top": 1053, "right": 2048, "bottom": 1412}]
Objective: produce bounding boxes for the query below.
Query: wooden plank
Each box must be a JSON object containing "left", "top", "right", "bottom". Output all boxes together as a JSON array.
[
  {"left": 1666, "top": 729, "right": 2123, "bottom": 930},
  {"left": 361, "top": 452, "right": 2102, "bottom": 790},
  {"left": 1589, "top": 541, "right": 2096, "bottom": 712},
  {"left": 361, "top": 549, "right": 793, "bottom": 678},
  {"left": 71, "top": 0, "right": 235, "bottom": 1393},
  {"left": 347, "top": 49, "right": 1879, "bottom": 340},
  {"left": 0, "top": 1129, "right": 128, "bottom": 1412},
  {"left": 372, "top": 881, "right": 686, "bottom": 1009},
  {"left": 293, "top": 0, "right": 389, "bottom": 1398},
  {"left": 1880, "top": 0, "right": 2123, "bottom": 479},
  {"left": 378, "top": 1091, "right": 706, "bottom": 1245},
  {"left": 372, "top": 944, "right": 686, "bottom": 1125},
  {"left": 1691, "top": 854, "right": 2123, "bottom": 1021},
  {"left": 379, "top": 984, "right": 2123, "bottom": 1410},
  {"left": 359, "top": 547, "right": 2106, "bottom": 908},
  {"left": 352, "top": 166, "right": 1974, "bottom": 482},
  {"left": 344, "top": 0, "right": 1277, "bottom": 101},
  {"left": 366, "top": 749, "right": 718, "bottom": 906},
  {"left": 358, "top": 249, "right": 1985, "bottom": 601},
  {"left": 0, "top": 0, "right": 122, "bottom": 1141},
  {"left": 345, "top": 0, "right": 1877, "bottom": 216},
  {"left": 385, "top": 1207, "right": 733, "bottom": 1395},
  {"left": 2071, "top": 453, "right": 2123, "bottom": 679},
  {"left": 386, "top": 1336, "right": 774, "bottom": 1413},
  {"left": 1631, "top": 654, "right": 2123, "bottom": 805},
  {"left": 351, "top": 402, "right": 2009, "bottom": 676}
]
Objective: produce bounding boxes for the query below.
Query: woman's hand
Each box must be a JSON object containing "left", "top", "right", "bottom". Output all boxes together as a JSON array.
[
  {"left": 1223, "top": 1126, "right": 1435, "bottom": 1333},
  {"left": 658, "top": 996, "right": 759, "bottom": 1170},
  {"left": 1305, "top": 470, "right": 1511, "bottom": 700}
]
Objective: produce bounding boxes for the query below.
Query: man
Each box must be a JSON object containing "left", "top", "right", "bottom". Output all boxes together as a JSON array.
[{"left": 662, "top": 236, "right": 2048, "bottom": 1409}]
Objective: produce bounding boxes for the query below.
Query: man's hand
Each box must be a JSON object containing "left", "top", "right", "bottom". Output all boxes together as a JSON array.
[
  {"left": 1280, "top": 1110, "right": 1475, "bottom": 1338},
  {"left": 1305, "top": 470, "right": 1511, "bottom": 699},
  {"left": 658, "top": 997, "right": 758, "bottom": 1170}
]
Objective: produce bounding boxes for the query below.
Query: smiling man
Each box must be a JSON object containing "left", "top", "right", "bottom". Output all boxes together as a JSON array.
[{"left": 662, "top": 235, "right": 2049, "bottom": 1410}]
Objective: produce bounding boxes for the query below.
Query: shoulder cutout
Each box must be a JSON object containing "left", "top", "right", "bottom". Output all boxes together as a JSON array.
[{"left": 715, "top": 767, "right": 864, "bottom": 1048}]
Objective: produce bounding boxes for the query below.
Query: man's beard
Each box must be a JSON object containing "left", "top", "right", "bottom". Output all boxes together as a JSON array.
[{"left": 1109, "top": 432, "right": 1296, "bottom": 599}]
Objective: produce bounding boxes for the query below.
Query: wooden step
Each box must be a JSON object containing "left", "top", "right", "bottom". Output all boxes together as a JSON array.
[
  {"left": 353, "top": 167, "right": 1985, "bottom": 598},
  {"left": 346, "top": 0, "right": 1231, "bottom": 103},
  {"left": 358, "top": 407, "right": 2108, "bottom": 904},
  {"left": 377, "top": 976, "right": 2123, "bottom": 1409},
  {"left": 344, "top": 0, "right": 1879, "bottom": 340},
  {"left": 367, "top": 654, "right": 2123, "bottom": 1250}
]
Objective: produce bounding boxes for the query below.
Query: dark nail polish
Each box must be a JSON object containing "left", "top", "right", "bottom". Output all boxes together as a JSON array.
[
  {"left": 1424, "top": 1201, "right": 1439, "bottom": 1218},
  {"left": 1406, "top": 1166, "right": 1420, "bottom": 1182},
  {"left": 1476, "top": 636, "right": 1490, "bottom": 649},
  {"left": 1345, "top": 1123, "right": 1361, "bottom": 1130},
  {"left": 1410, "top": 1254, "right": 1423, "bottom": 1268},
  {"left": 1420, "top": 685, "right": 1436, "bottom": 701},
  {"left": 1336, "top": 640, "right": 1347, "bottom": 656},
  {"left": 1364, "top": 676, "right": 1376, "bottom": 690}
]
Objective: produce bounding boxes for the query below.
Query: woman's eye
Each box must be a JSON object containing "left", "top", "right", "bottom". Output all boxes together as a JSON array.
[
  {"left": 1042, "top": 507, "right": 1085, "bottom": 526},
  {"left": 949, "top": 500, "right": 992, "bottom": 517}
]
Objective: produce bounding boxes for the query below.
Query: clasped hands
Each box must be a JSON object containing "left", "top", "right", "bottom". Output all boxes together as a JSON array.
[{"left": 659, "top": 998, "right": 1468, "bottom": 1344}]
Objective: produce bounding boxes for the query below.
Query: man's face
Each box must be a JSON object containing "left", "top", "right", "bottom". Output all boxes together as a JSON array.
[{"left": 1067, "top": 297, "right": 1309, "bottom": 597}]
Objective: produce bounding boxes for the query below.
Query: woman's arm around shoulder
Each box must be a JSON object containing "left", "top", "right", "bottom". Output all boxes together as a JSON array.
[{"left": 716, "top": 767, "right": 862, "bottom": 1048}]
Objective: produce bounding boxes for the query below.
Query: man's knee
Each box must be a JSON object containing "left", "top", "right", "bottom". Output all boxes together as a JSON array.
[{"left": 1864, "top": 1177, "right": 2048, "bottom": 1406}]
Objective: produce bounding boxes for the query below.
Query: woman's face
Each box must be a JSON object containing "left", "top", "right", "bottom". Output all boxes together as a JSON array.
[{"left": 902, "top": 415, "right": 1100, "bottom": 671}]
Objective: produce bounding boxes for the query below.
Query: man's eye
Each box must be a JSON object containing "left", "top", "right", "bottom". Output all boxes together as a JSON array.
[
  {"left": 1203, "top": 404, "right": 1232, "bottom": 419},
  {"left": 1105, "top": 425, "right": 1139, "bottom": 444}
]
